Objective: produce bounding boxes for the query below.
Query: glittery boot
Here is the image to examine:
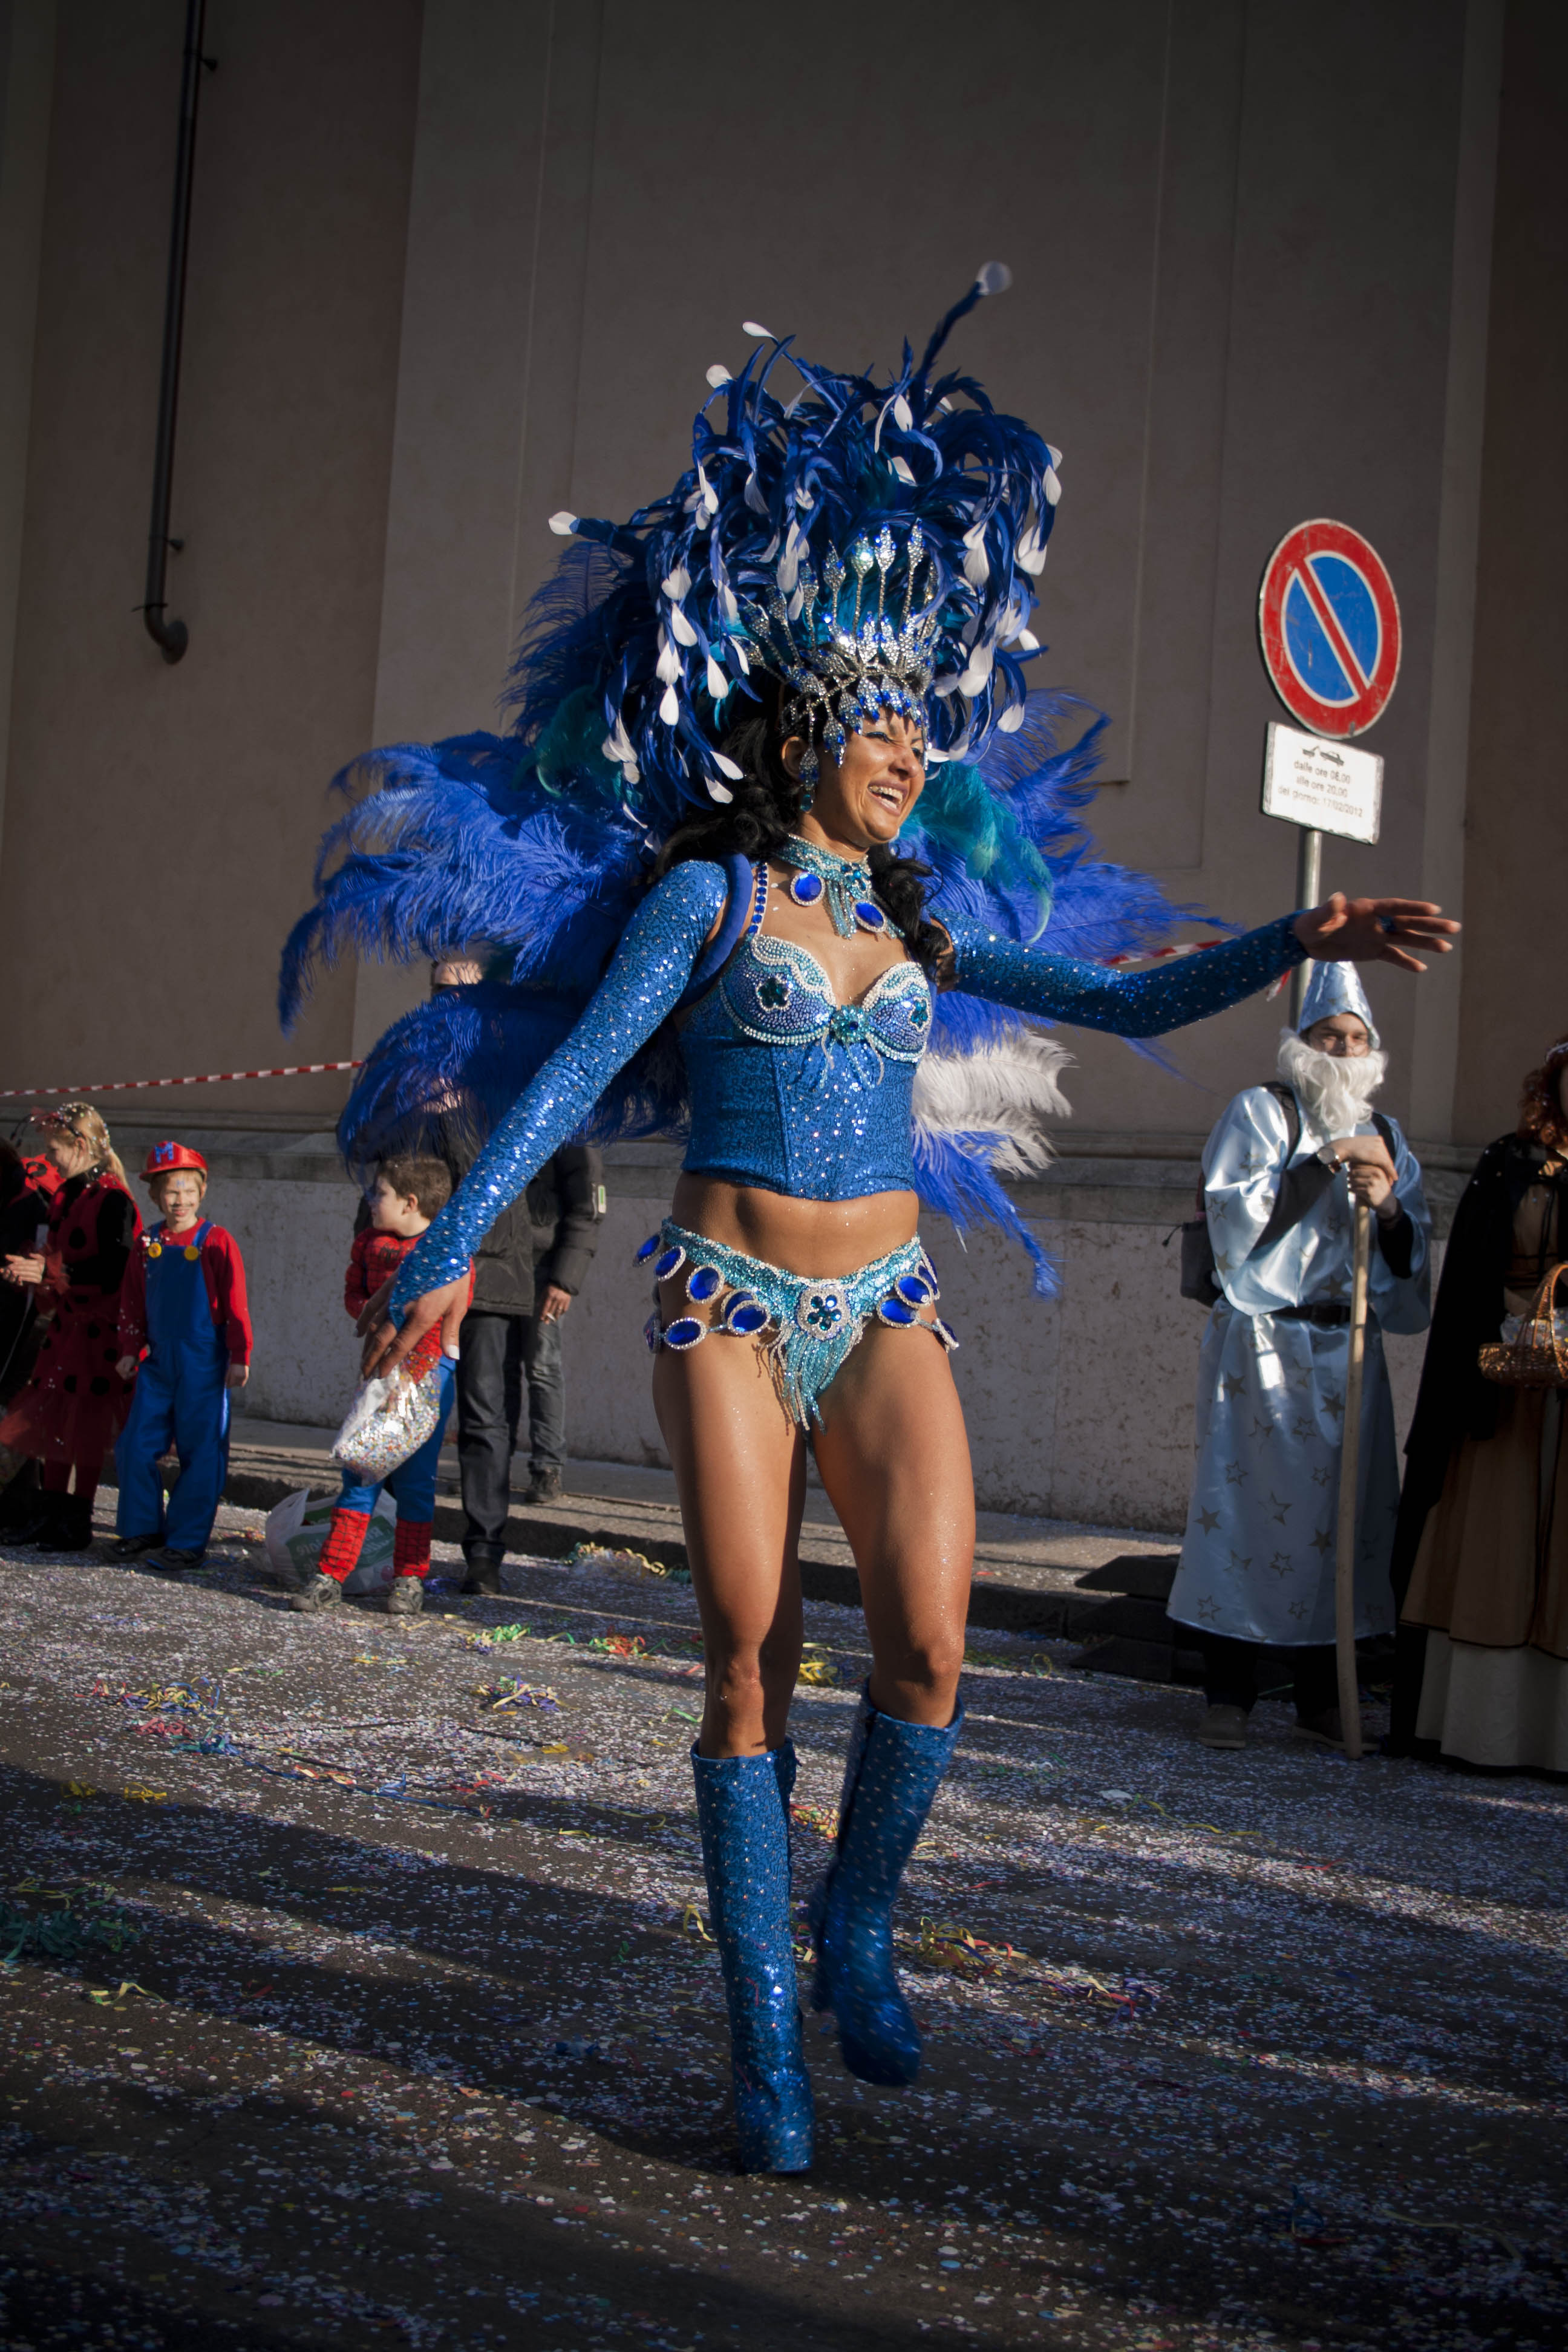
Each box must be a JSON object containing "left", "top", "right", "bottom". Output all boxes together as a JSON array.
[
  {"left": 690, "top": 1746, "right": 814, "bottom": 2174},
  {"left": 808, "top": 1683, "right": 964, "bottom": 2086}
]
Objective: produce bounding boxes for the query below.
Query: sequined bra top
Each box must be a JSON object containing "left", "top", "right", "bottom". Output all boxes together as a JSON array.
[
  {"left": 679, "top": 926, "right": 934, "bottom": 1198},
  {"left": 390, "top": 856, "right": 1305, "bottom": 1316}
]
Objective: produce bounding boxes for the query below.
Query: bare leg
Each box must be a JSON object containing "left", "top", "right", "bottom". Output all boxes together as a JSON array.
[
  {"left": 812, "top": 1318, "right": 973, "bottom": 1727},
  {"left": 653, "top": 1300, "right": 806, "bottom": 1759}
]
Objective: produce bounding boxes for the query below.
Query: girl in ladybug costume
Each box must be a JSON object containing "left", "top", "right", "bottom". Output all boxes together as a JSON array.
[
  {"left": 0, "top": 1103, "right": 140, "bottom": 1552},
  {"left": 113, "top": 1142, "right": 252, "bottom": 1573}
]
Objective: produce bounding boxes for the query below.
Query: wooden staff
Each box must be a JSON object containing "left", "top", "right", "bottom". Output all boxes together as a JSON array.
[{"left": 1333, "top": 1198, "right": 1372, "bottom": 1760}]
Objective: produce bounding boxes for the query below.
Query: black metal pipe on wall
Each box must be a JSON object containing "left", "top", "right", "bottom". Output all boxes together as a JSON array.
[{"left": 142, "top": 0, "right": 212, "bottom": 665}]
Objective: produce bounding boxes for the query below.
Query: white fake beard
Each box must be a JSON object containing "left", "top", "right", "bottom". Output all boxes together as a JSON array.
[
  {"left": 1276, "top": 1027, "right": 1388, "bottom": 1141},
  {"left": 912, "top": 1029, "right": 1073, "bottom": 1175}
]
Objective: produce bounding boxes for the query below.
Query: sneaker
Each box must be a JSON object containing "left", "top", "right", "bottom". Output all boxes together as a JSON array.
[
  {"left": 1292, "top": 1706, "right": 1348, "bottom": 1749},
  {"left": 523, "top": 1467, "right": 563, "bottom": 1505},
  {"left": 291, "top": 1571, "right": 345, "bottom": 1614},
  {"left": 110, "top": 1534, "right": 162, "bottom": 1561},
  {"left": 144, "top": 1546, "right": 207, "bottom": 1575},
  {"left": 1197, "top": 1702, "right": 1249, "bottom": 1750},
  {"left": 385, "top": 1574, "right": 424, "bottom": 1617}
]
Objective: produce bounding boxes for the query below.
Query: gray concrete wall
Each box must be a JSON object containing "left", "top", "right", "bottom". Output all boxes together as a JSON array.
[{"left": 1, "top": 0, "right": 1546, "bottom": 1155}]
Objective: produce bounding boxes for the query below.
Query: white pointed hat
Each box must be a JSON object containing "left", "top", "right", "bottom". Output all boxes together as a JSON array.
[{"left": 1297, "top": 959, "right": 1379, "bottom": 1047}]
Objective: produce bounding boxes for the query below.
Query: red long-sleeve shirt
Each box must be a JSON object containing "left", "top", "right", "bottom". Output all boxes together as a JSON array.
[
  {"left": 345, "top": 1227, "right": 471, "bottom": 1381},
  {"left": 117, "top": 1221, "right": 253, "bottom": 1365}
]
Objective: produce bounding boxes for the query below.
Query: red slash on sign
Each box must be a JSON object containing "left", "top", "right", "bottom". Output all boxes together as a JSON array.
[{"left": 1258, "top": 519, "right": 1400, "bottom": 739}]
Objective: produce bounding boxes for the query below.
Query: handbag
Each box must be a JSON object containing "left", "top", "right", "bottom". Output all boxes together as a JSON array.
[
  {"left": 1478, "top": 1261, "right": 1568, "bottom": 1388},
  {"left": 330, "top": 1358, "right": 445, "bottom": 1480}
]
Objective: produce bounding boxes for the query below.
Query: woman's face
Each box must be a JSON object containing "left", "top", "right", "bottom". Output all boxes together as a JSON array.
[{"left": 783, "top": 709, "right": 927, "bottom": 851}]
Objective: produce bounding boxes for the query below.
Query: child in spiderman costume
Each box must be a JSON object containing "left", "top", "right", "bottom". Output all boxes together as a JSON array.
[
  {"left": 292, "top": 1155, "right": 469, "bottom": 1619},
  {"left": 0, "top": 1103, "right": 140, "bottom": 1552},
  {"left": 113, "top": 1143, "right": 253, "bottom": 1574}
]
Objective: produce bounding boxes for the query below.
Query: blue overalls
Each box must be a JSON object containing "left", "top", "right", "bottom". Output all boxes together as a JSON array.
[{"left": 116, "top": 1220, "right": 231, "bottom": 1552}]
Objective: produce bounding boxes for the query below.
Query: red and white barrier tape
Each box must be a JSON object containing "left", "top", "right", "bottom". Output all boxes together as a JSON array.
[
  {"left": 1102, "top": 938, "right": 1227, "bottom": 968},
  {"left": 0, "top": 1059, "right": 364, "bottom": 1103}
]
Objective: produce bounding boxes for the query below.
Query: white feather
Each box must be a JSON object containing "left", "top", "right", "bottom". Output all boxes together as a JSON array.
[
  {"left": 742, "top": 319, "right": 775, "bottom": 339},
  {"left": 705, "top": 776, "right": 734, "bottom": 803},
  {"left": 549, "top": 511, "right": 578, "bottom": 535},
  {"left": 662, "top": 564, "right": 691, "bottom": 600},
  {"left": 669, "top": 603, "right": 699, "bottom": 647},
  {"left": 1044, "top": 466, "right": 1062, "bottom": 506},
  {"left": 998, "top": 703, "right": 1025, "bottom": 733},
  {"left": 912, "top": 1031, "right": 1074, "bottom": 1176},
  {"left": 656, "top": 631, "right": 682, "bottom": 685},
  {"left": 706, "top": 653, "right": 729, "bottom": 699},
  {"left": 890, "top": 455, "right": 916, "bottom": 485},
  {"left": 706, "top": 364, "right": 731, "bottom": 388},
  {"left": 658, "top": 682, "right": 680, "bottom": 727},
  {"left": 976, "top": 260, "right": 1013, "bottom": 296}
]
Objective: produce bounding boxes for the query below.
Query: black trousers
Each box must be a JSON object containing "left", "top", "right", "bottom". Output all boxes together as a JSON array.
[
  {"left": 455, "top": 1310, "right": 566, "bottom": 1549},
  {"left": 1200, "top": 1633, "right": 1339, "bottom": 1717}
]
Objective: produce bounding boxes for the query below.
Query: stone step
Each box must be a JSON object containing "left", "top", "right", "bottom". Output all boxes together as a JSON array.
[{"left": 217, "top": 1417, "right": 1184, "bottom": 1654}]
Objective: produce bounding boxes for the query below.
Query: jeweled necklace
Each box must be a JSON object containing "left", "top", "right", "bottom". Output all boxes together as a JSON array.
[{"left": 779, "top": 835, "right": 902, "bottom": 939}]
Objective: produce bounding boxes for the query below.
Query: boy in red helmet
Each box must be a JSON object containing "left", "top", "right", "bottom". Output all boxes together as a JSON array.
[{"left": 113, "top": 1142, "right": 252, "bottom": 1573}]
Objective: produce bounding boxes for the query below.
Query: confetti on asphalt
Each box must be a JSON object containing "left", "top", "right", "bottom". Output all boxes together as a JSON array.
[{"left": 0, "top": 1492, "right": 1563, "bottom": 2352}]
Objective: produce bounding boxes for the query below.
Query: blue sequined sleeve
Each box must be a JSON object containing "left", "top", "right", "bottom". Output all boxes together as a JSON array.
[
  {"left": 389, "top": 861, "right": 727, "bottom": 1312},
  {"left": 942, "top": 912, "right": 1305, "bottom": 1037}
]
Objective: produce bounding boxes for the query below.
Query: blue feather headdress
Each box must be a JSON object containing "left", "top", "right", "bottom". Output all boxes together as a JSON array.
[{"left": 282, "top": 269, "right": 1189, "bottom": 1293}]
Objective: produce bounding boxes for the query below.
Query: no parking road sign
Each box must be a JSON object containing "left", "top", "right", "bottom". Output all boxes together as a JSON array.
[{"left": 1258, "top": 519, "right": 1400, "bottom": 739}]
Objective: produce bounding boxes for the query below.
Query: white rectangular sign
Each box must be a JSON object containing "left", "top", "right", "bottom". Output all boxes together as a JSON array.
[{"left": 1260, "top": 720, "right": 1382, "bottom": 844}]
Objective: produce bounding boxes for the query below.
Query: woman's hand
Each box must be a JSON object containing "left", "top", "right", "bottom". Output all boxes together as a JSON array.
[
  {"left": 1293, "top": 893, "right": 1459, "bottom": 974},
  {"left": 227, "top": 1364, "right": 250, "bottom": 1391},
  {"left": 359, "top": 1275, "right": 469, "bottom": 1377},
  {"left": 2, "top": 1253, "right": 45, "bottom": 1287},
  {"left": 1329, "top": 1133, "right": 1399, "bottom": 1218}
]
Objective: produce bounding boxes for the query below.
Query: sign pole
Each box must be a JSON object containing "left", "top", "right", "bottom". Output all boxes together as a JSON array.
[
  {"left": 1288, "top": 826, "right": 1322, "bottom": 1027},
  {"left": 1333, "top": 1200, "right": 1372, "bottom": 1760}
]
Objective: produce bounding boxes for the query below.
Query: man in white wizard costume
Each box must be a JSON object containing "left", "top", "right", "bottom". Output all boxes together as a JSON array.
[{"left": 1168, "top": 962, "right": 1432, "bottom": 1750}]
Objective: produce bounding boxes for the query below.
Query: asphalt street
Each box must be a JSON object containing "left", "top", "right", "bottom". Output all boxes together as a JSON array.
[{"left": 0, "top": 1502, "right": 1563, "bottom": 2352}]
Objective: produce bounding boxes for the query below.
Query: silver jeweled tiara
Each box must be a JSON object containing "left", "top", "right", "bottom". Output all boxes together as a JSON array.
[{"left": 740, "top": 521, "right": 938, "bottom": 783}]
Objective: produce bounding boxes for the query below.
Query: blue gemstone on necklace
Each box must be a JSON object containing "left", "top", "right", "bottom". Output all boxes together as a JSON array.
[
  {"left": 653, "top": 1244, "right": 686, "bottom": 1282},
  {"left": 789, "top": 871, "right": 825, "bottom": 907},
  {"left": 662, "top": 1316, "right": 706, "bottom": 1350},
  {"left": 853, "top": 900, "right": 887, "bottom": 934},
  {"left": 687, "top": 1263, "right": 722, "bottom": 1302}
]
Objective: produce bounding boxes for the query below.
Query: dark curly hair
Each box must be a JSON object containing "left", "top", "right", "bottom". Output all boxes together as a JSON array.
[
  {"left": 652, "top": 676, "right": 949, "bottom": 971},
  {"left": 1518, "top": 1036, "right": 1568, "bottom": 1156}
]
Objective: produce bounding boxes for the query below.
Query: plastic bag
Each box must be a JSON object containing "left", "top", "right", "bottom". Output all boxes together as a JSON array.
[
  {"left": 331, "top": 1361, "right": 443, "bottom": 1482},
  {"left": 263, "top": 1487, "right": 397, "bottom": 1593}
]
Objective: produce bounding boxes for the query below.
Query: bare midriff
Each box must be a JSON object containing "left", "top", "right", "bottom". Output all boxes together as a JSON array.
[{"left": 668, "top": 1173, "right": 920, "bottom": 1278}]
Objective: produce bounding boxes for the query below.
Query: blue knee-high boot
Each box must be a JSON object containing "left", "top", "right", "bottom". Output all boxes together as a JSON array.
[
  {"left": 808, "top": 1684, "right": 964, "bottom": 2087},
  {"left": 691, "top": 1744, "right": 814, "bottom": 2172}
]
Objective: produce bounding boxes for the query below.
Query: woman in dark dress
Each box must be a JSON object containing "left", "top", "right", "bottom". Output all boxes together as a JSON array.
[{"left": 1390, "top": 1036, "right": 1568, "bottom": 1769}]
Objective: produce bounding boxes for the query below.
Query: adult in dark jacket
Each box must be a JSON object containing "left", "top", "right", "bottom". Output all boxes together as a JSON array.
[
  {"left": 1387, "top": 1037, "right": 1568, "bottom": 1765},
  {"left": 452, "top": 1142, "right": 603, "bottom": 1592}
]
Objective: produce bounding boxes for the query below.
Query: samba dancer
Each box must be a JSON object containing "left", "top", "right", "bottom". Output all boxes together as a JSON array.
[{"left": 284, "top": 269, "right": 1456, "bottom": 2171}]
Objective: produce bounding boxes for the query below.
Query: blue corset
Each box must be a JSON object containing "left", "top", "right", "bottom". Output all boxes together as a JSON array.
[
  {"left": 679, "top": 932, "right": 932, "bottom": 1199},
  {"left": 390, "top": 857, "right": 1304, "bottom": 1317}
]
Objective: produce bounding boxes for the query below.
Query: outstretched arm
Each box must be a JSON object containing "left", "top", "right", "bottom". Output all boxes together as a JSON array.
[
  {"left": 363, "top": 861, "right": 724, "bottom": 1374},
  {"left": 941, "top": 894, "right": 1458, "bottom": 1039}
]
